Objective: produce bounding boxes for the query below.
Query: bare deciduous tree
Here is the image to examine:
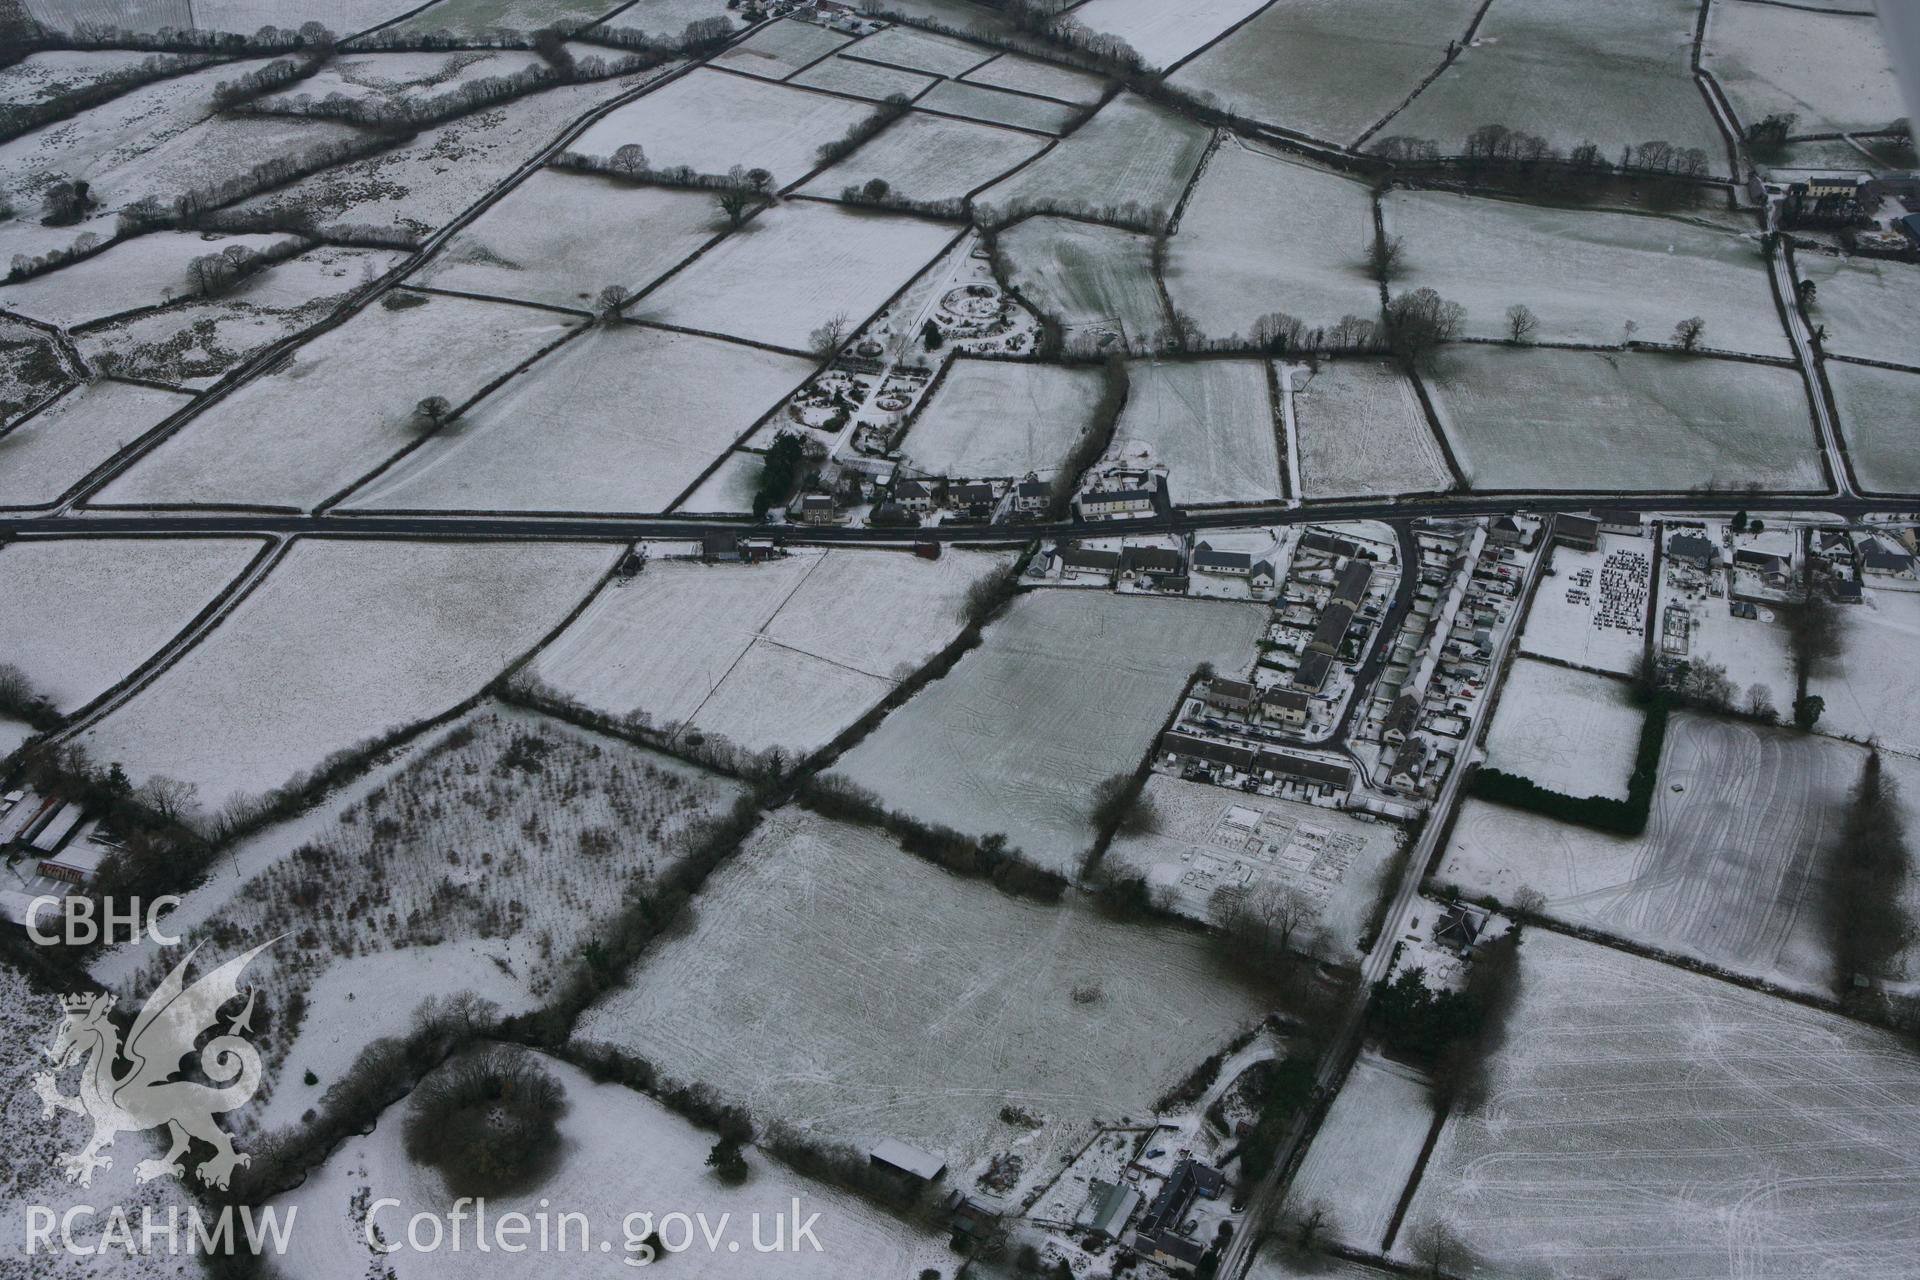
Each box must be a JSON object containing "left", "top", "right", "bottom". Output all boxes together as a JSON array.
[
  {"left": 1504, "top": 303, "right": 1538, "bottom": 344},
  {"left": 808, "top": 312, "right": 850, "bottom": 360},
  {"left": 1673, "top": 315, "right": 1707, "bottom": 351}
]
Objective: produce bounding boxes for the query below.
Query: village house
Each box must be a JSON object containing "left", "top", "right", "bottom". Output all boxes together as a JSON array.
[
  {"left": 1307, "top": 602, "right": 1354, "bottom": 657},
  {"left": 1734, "top": 548, "right": 1793, "bottom": 589},
  {"left": 1859, "top": 538, "right": 1916, "bottom": 581},
  {"left": 1593, "top": 508, "right": 1644, "bottom": 537},
  {"left": 893, "top": 478, "right": 933, "bottom": 513},
  {"left": 1120, "top": 546, "right": 1186, "bottom": 591},
  {"left": 791, "top": 493, "right": 842, "bottom": 525},
  {"left": 1388, "top": 738, "right": 1432, "bottom": 793},
  {"left": 1293, "top": 650, "right": 1333, "bottom": 692},
  {"left": 1013, "top": 477, "right": 1049, "bottom": 515},
  {"left": 1249, "top": 560, "right": 1276, "bottom": 593},
  {"left": 1078, "top": 487, "right": 1157, "bottom": 520},
  {"left": 1666, "top": 531, "right": 1717, "bottom": 572},
  {"left": 1487, "top": 516, "right": 1526, "bottom": 548},
  {"left": 1053, "top": 544, "right": 1120, "bottom": 584},
  {"left": 1130, "top": 1158, "right": 1225, "bottom": 1274},
  {"left": 1202, "top": 679, "right": 1259, "bottom": 716},
  {"left": 1262, "top": 687, "right": 1311, "bottom": 730},
  {"left": 1382, "top": 693, "right": 1422, "bottom": 746},
  {"left": 1330, "top": 560, "right": 1373, "bottom": 610}
]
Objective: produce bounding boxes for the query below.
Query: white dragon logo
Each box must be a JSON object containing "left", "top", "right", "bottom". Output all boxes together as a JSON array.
[{"left": 34, "top": 939, "right": 276, "bottom": 1190}]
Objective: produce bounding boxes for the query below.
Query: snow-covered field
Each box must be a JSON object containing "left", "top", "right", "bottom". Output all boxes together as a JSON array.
[
  {"left": 916, "top": 79, "right": 1080, "bottom": 133},
  {"left": 94, "top": 292, "right": 573, "bottom": 509},
  {"left": 574, "top": 807, "right": 1272, "bottom": 1201},
  {"left": 1292, "top": 359, "right": 1453, "bottom": 498},
  {"left": 978, "top": 91, "right": 1209, "bottom": 224},
  {"left": 798, "top": 111, "right": 1047, "bottom": 203},
  {"left": 711, "top": 17, "right": 850, "bottom": 80},
  {"left": 1705, "top": 1, "right": 1905, "bottom": 135},
  {"left": 1427, "top": 347, "right": 1825, "bottom": 492},
  {"left": 1284, "top": 1054, "right": 1434, "bottom": 1249},
  {"left": 416, "top": 170, "right": 722, "bottom": 311},
  {"left": 186, "top": 0, "right": 420, "bottom": 34},
  {"left": 673, "top": 447, "right": 761, "bottom": 513},
  {"left": 899, "top": 357, "right": 1100, "bottom": 476},
  {"left": 844, "top": 22, "right": 996, "bottom": 77},
  {"left": 78, "top": 244, "right": 403, "bottom": 390},
  {"left": 1384, "top": 192, "right": 1788, "bottom": 358},
  {"left": 1437, "top": 714, "right": 1893, "bottom": 995},
  {"left": 530, "top": 548, "right": 1009, "bottom": 756},
  {"left": 276, "top": 1051, "right": 947, "bottom": 1278},
  {"left": 254, "top": 49, "right": 547, "bottom": 111},
  {"left": 1794, "top": 255, "right": 1920, "bottom": 371},
  {"left": 1064, "top": 0, "right": 1268, "bottom": 69},
  {"left": 572, "top": 69, "right": 872, "bottom": 193},
  {"left": 789, "top": 51, "right": 936, "bottom": 100},
  {"left": 1829, "top": 361, "right": 1920, "bottom": 494},
  {"left": 1168, "top": 0, "right": 1481, "bottom": 144},
  {"left": 345, "top": 324, "right": 810, "bottom": 513},
  {"left": 1383, "top": 0, "right": 1728, "bottom": 174},
  {"left": 1165, "top": 139, "right": 1380, "bottom": 343},
  {"left": 961, "top": 51, "right": 1107, "bottom": 105},
  {"left": 0, "top": 230, "right": 302, "bottom": 328},
  {"left": 1104, "top": 774, "right": 1402, "bottom": 958},
  {"left": 1398, "top": 928, "right": 1920, "bottom": 1278},
  {"left": 831, "top": 591, "right": 1266, "bottom": 873},
  {"left": 1811, "top": 586, "right": 1920, "bottom": 756},
  {"left": 1517, "top": 535, "right": 1651, "bottom": 675},
  {"left": 0, "top": 535, "right": 257, "bottom": 711},
  {"left": 0, "top": 49, "right": 168, "bottom": 106},
  {"left": 1110, "top": 358, "right": 1282, "bottom": 505},
  {"left": 639, "top": 201, "right": 956, "bottom": 352},
  {"left": 589, "top": 0, "right": 736, "bottom": 40},
  {"left": 387, "top": 0, "right": 620, "bottom": 37},
  {"left": 0, "top": 378, "right": 186, "bottom": 508},
  {"left": 1000, "top": 216, "right": 1165, "bottom": 345},
  {"left": 1482, "top": 659, "right": 1644, "bottom": 800},
  {"left": 74, "top": 537, "right": 614, "bottom": 812}
]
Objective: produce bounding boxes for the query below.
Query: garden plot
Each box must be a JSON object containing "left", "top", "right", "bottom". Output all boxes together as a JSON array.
[
  {"left": 898, "top": 357, "right": 1100, "bottom": 476},
  {"left": 916, "top": 79, "right": 1079, "bottom": 133},
  {"left": 94, "top": 292, "right": 572, "bottom": 510},
  {"left": 0, "top": 230, "right": 302, "bottom": 329},
  {"left": 1065, "top": 0, "right": 1269, "bottom": 70},
  {"left": 1705, "top": 1, "right": 1904, "bottom": 135},
  {"left": 1165, "top": 140, "right": 1380, "bottom": 343},
  {"left": 789, "top": 51, "right": 936, "bottom": 100},
  {"left": 0, "top": 378, "right": 184, "bottom": 507},
  {"left": 416, "top": 170, "right": 720, "bottom": 310},
  {"left": 1383, "top": 192, "right": 1788, "bottom": 358},
  {"left": 77, "top": 244, "right": 403, "bottom": 390},
  {"left": 845, "top": 22, "right": 995, "bottom": 77},
  {"left": 109, "top": 707, "right": 743, "bottom": 1130},
  {"left": 234, "top": 69, "right": 668, "bottom": 238},
  {"left": 1111, "top": 358, "right": 1282, "bottom": 505},
  {"left": 1292, "top": 360, "right": 1452, "bottom": 498},
  {"left": 1168, "top": 0, "right": 1481, "bottom": 145},
  {"left": 961, "top": 51, "right": 1107, "bottom": 105},
  {"left": 712, "top": 17, "right": 849, "bottom": 79},
  {"left": 1436, "top": 715, "right": 1891, "bottom": 995},
  {"left": 532, "top": 548, "right": 1008, "bottom": 753},
  {"left": 254, "top": 49, "right": 547, "bottom": 112},
  {"left": 1830, "top": 361, "right": 1920, "bottom": 494},
  {"left": 346, "top": 325, "right": 810, "bottom": 513},
  {"left": 1794, "top": 254, "right": 1920, "bottom": 370},
  {"left": 639, "top": 200, "right": 956, "bottom": 352},
  {"left": 1284, "top": 1054, "right": 1434, "bottom": 1249},
  {"left": 799, "top": 111, "right": 1046, "bottom": 203},
  {"left": 74, "top": 537, "right": 614, "bottom": 812},
  {"left": 1384, "top": 0, "right": 1728, "bottom": 173},
  {"left": 278, "top": 1053, "right": 946, "bottom": 1279},
  {"left": 977, "top": 91, "right": 1209, "bottom": 226},
  {"left": 1397, "top": 928, "right": 1920, "bottom": 1279},
  {"left": 575, "top": 808, "right": 1273, "bottom": 1200},
  {"left": 389, "top": 0, "right": 624, "bottom": 37},
  {"left": 1105, "top": 774, "right": 1401, "bottom": 958},
  {"left": 572, "top": 69, "right": 872, "bottom": 191},
  {"left": 1811, "top": 588, "right": 1920, "bottom": 755},
  {"left": 1518, "top": 536, "right": 1651, "bottom": 675},
  {"left": 1482, "top": 659, "right": 1643, "bottom": 800},
  {"left": 1426, "top": 347, "right": 1823, "bottom": 492},
  {"left": 1000, "top": 216, "right": 1165, "bottom": 347},
  {"left": 0, "top": 536, "right": 257, "bottom": 711},
  {"left": 831, "top": 591, "right": 1266, "bottom": 873}
]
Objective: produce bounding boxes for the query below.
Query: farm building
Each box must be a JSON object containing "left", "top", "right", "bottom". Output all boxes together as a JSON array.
[
  {"left": 1554, "top": 515, "right": 1601, "bottom": 551},
  {"left": 870, "top": 1138, "right": 946, "bottom": 1184}
]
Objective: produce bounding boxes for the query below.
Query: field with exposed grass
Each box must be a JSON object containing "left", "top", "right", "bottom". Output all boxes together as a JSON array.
[
  {"left": 0, "top": 49, "right": 179, "bottom": 107},
  {"left": 0, "top": 377, "right": 185, "bottom": 507},
  {"left": 254, "top": 49, "right": 547, "bottom": 111},
  {"left": 1384, "top": 192, "right": 1788, "bottom": 357},
  {"left": 977, "top": 91, "right": 1209, "bottom": 226},
  {"left": 1065, "top": 0, "right": 1269, "bottom": 69},
  {"left": 1165, "top": 140, "right": 1379, "bottom": 342},
  {"left": 1794, "top": 254, "right": 1920, "bottom": 370},
  {"left": 0, "top": 535, "right": 257, "bottom": 711},
  {"left": 789, "top": 51, "right": 936, "bottom": 100},
  {"left": 799, "top": 111, "right": 1046, "bottom": 203},
  {"left": 961, "top": 50, "right": 1107, "bottom": 104},
  {"left": 1168, "top": 0, "right": 1481, "bottom": 145},
  {"left": 1426, "top": 347, "right": 1824, "bottom": 492},
  {"left": 899, "top": 357, "right": 1100, "bottom": 477},
  {"left": 916, "top": 79, "right": 1079, "bottom": 133},
  {"left": 712, "top": 17, "right": 850, "bottom": 79},
  {"left": 1830, "top": 361, "right": 1920, "bottom": 494},
  {"left": 1705, "top": 0, "right": 1905, "bottom": 135},
  {"left": 1000, "top": 215, "right": 1165, "bottom": 345},
  {"left": 573, "top": 807, "right": 1273, "bottom": 1200},
  {"left": 1397, "top": 928, "right": 1920, "bottom": 1278},
  {"left": 845, "top": 23, "right": 996, "bottom": 76},
  {"left": 74, "top": 537, "right": 614, "bottom": 813},
  {"left": 1481, "top": 659, "right": 1644, "bottom": 800},
  {"left": 345, "top": 324, "right": 809, "bottom": 513},
  {"left": 640, "top": 200, "right": 955, "bottom": 352},
  {"left": 94, "top": 292, "right": 573, "bottom": 509},
  {"left": 389, "top": 0, "right": 621, "bottom": 37},
  {"left": 1292, "top": 360, "right": 1453, "bottom": 498},
  {"left": 830, "top": 590, "right": 1265, "bottom": 873},
  {"left": 1284, "top": 1054, "right": 1434, "bottom": 1249},
  {"left": 1383, "top": 0, "right": 1728, "bottom": 172},
  {"left": 1111, "top": 358, "right": 1282, "bottom": 504},
  {"left": 0, "top": 231, "right": 302, "bottom": 329},
  {"left": 589, "top": 0, "right": 735, "bottom": 41},
  {"left": 414, "top": 170, "right": 721, "bottom": 310}
]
